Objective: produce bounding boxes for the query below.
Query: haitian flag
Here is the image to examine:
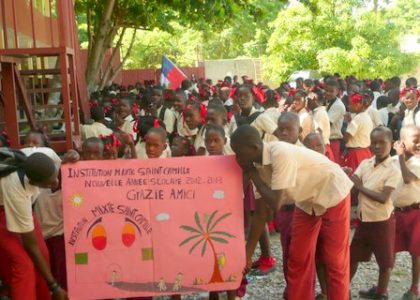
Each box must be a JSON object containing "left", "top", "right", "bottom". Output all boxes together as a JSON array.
[{"left": 160, "top": 55, "right": 187, "bottom": 90}]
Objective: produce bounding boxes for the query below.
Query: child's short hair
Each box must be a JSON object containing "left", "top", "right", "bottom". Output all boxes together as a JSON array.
[
  {"left": 134, "top": 116, "right": 166, "bottom": 142},
  {"left": 376, "top": 96, "right": 389, "bottom": 109},
  {"left": 207, "top": 103, "right": 227, "bottom": 119},
  {"left": 303, "top": 79, "right": 314, "bottom": 87},
  {"left": 205, "top": 124, "right": 226, "bottom": 139},
  {"left": 82, "top": 137, "right": 104, "bottom": 151},
  {"left": 324, "top": 78, "right": 339, "bottom": 88},
  {"left": 146, "top": 127, "right": 167, "bottom": 143},
  {"left": 24, "top": 153, "right": 56, "bottom": 183},
  {"left": 90, "top": 105, "right": 105, "bottom": 122},
  {"left": 26, "top": 129, "right": 49, "bottom": 147},
  {"left": 371, "top": 126, "right": 393, "bottom": 141}
]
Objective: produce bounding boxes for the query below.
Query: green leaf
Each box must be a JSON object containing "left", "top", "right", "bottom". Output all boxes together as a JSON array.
[
  {"left": 201, "top": 240, "right": 208, "bottom": 257},
  {"left": 194, "top": 212, "right": 204, "bottom": 233},
  {"left": 206, "top": 210, "right": 219, "bottom": 232},
  {"left": 209, "top": 212, "right": 232, "bottom": 232},
  {"left": 179, "top": 225, "right": 201, "bottom": 234},
  {"left": 189, "top": 237, "right": 205, "bottom": 254},
  {"left": 179, "top": 234, "right": 202, "bottom": 247},
  {"left": 210, "top": 236, "right": 229, "bottom": 244},
  {"left": 211, "top": 231, "right": 236, "bottom": 238}
]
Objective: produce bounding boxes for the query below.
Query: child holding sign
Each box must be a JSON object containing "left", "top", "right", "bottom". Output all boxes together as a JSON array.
[{"left": 204, "top": 124, "right": 237, "bottom": 300}]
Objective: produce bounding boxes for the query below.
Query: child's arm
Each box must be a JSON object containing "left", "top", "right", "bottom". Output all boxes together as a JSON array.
[
  {"left": 395, "top": 141, "right": 419, "bottom": 184},
  {"left": 245, "top": 199, "right": 270, "bottom": 273},
  {"left": 350, "top": 174, "right": 395, "bottom": 204},
  {"left": 248, "top": 168, "right": 286, "bottom": 211}
]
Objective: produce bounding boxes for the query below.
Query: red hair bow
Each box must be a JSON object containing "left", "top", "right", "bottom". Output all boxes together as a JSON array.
[
  {"left": 199, "top": 103, "right": 207, "bottom": 124},
  {"left": 400, "top": 87, "right": 420, "bottom": 99},
  {"left": 252, "top": 86, "right": 266, "bottom": 103},
  {"left": 153, "top": 118, "right": 160, "bottom": 128},
  {"left": 110, "top": 97, "right": 119, "bottom": 106},
  {"left": 350, "top": 93, "right": 363, "bottom": 105},
  {"left": 132, "top": 103, "right": 139, "bottom": 115},
  {"left": 89, "top": 102, "right": 99, "bottom": 107},
  {"left": 288, "top": 88, "right": 297, "bottom": 96}
]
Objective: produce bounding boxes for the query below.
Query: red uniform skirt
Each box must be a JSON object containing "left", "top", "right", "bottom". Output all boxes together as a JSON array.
[{"left": 344, "top": 148, "right": 372, "bottom": 173}]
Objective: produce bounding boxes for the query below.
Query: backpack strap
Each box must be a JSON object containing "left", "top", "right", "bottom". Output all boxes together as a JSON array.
[
  {"left": 234, "top": 111, "right": 262, "bottom": 127},
  {"left": 158, "top": 107, "right": 167, "bottom": 122},
  {"left": 413, "top": 105, "right": 420, "bottom": 125},
  {"left": 17, "top": 168, "right": 25, "bottom": 188}
]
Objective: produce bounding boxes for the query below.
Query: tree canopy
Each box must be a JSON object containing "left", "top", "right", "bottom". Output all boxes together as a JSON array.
[{"left": 75, "top": 0, "right": 420, "bottom": 89}]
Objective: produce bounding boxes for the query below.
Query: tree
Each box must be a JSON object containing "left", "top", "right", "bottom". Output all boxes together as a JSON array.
[
  {"left": 179, "top": 211, "right": 235, "bottom": 284},
  {"left": 75, "top": 0, "right": 250, "bottom": 92},
  {"left": 263, "top": 1, "right": 418, "bottom": 83}
]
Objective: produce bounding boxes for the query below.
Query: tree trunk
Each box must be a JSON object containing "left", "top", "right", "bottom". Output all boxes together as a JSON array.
[
  {"left": 85, "top": 0, "right": 116, "bottom": 93},
  {"left": 105, "top": 29, "right": 137, "bottom": 87},
  {"left": 208, "top": 239, "right": 224, "bottom": 283},
  {"left": 98, "top": 27, "right": 127, "bottom": 90},
  {"left": 373, "top": 0, "right": 378, "bottom": 12}
]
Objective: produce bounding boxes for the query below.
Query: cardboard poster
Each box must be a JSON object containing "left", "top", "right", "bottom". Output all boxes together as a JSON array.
[{"left": 62, "top": 156, "right": 245, "bottom": 299}]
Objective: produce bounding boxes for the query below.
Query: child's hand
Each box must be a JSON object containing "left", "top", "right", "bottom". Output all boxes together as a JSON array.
[
  {"left": 342, "top": 167, "right": 353, "bottom": 176},
  {"left": 119, "top": 132, "right": 134, "bottom": 146},
  {"left": 393, "top": 140, "right": 406, "bottom": 156},
  {"left": 344, "top": 112, "right": 352, "bottom": 123},
  {"left": 350, "top": 174, "right": 362, "bottom": 189},
  {"left": 52, "top": 288, "right": 69, "bottom": 300}
]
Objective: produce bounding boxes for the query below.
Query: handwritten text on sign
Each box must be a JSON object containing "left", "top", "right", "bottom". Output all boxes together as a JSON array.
[{"left": 62, "top": 156, "right": 245, "bottom": 299}]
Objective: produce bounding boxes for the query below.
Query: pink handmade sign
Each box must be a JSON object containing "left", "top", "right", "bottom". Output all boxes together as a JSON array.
[{"left": 62, "top": 156, "right": 245, "bottom": 299}]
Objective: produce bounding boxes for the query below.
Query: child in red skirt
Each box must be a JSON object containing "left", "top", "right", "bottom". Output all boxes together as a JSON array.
[
  {"left": 343, "top": 93, "right": 374, "bottom": 174},
  {"left": 392, "top": 124, "right": 420, "bottom": 299}
]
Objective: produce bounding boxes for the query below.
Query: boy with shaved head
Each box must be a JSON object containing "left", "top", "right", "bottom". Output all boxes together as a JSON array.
[{"left": 231, "top": 125, "right": 353, "bottom": 300}]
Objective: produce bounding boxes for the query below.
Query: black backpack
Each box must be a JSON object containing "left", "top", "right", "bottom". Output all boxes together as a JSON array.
[{"left": 0, "top": 148, "right": 27, "bottom": 187}]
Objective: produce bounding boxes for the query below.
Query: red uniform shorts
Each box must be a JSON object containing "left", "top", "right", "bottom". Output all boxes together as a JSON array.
[
  {"left": 394, "top": 208, "right": 420, "bottom": 256},
  {"left": 350, "top": 215, "right": 396, "bottom": 269}
]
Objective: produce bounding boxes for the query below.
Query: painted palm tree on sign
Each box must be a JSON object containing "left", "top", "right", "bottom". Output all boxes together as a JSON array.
[{"left": 179, "top": 211, "right": 235, "bottom": 283}]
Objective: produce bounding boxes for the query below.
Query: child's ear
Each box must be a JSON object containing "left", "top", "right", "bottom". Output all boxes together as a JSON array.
[{"left": 163, "top": 143, "right": 168, "bottom": 150}]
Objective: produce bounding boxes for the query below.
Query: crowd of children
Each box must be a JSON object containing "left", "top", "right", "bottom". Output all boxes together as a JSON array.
[{"left": 0, "top": 73, "right": 419, "bottom": 300}]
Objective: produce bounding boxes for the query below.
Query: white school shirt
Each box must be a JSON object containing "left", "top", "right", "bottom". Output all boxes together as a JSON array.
[
  {"left": 297, "top": 108, "right": 315, "bottom": 140},
  {"left": 391, "top": 155, "right": 420, "bottom": 208},
  {"left": 312, "top": 106, "right": 331, "bottom": 145},
  {"left": 327, "top": 98, "right": 346, "bottom": 139},
  {"left": 81, "top": 122, "right": 113, "bottom": 140},
  {"left": 228, "top": 107, "right": 277, "bottom": 138},
  {"left": 370, "top": 91, "right": 382, "bottom": 109},
  {"left": 402, "top": 108, "right": 420, "bottom": 126},
  {"left": 366, "top": 106, "right": 384, "bottom": 128},
  {"left": 157, "top": 106, "right": 176, "bottom": 134},
  {"left": 378, "top": 108, "right": 389, "bottom": 126},
  {"left": 354, "top": 156, "right": 400, "bottom": 222},
  {"left": 121, "top": 115, "right": 137, "bottom": 141},
  {"left": 254, "top": 140, "right": 303, "bottom": 202},
  {"left": 262, "top": 141, "right": 353, "bottom": 216},
  {"left": 0, "top": 172, "right": 39, "bottom": 233},
  {"left": 346, "top": 112, "right": 373, "bottom": 148}
]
